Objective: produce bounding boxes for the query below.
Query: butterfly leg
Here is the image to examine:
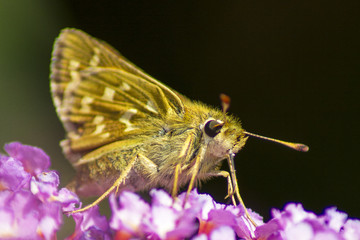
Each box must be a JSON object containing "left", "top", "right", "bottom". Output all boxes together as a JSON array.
[
  {"left": 183, "top": 145, "right": 207, "bottom": 206},
  {"left": 172, "top": 164, "right": 181, "bottom": 198},
  {"left": 135, "top": 153, "right": 159, "bottom": 180},
  {"left": 182, "top": 153, "right": 201, "bottom": 207},
  {"left": 67, "top": 153, "right": 138, "bottom": 214},
  {"left": 205, "top": 171, "right": 236, "bottom": 205},
  {"left": 169, "top": 132, "right": 197, "bottom": 204},
  {"left": 227, "top": 153, "right": 257, "bottom": 227}
]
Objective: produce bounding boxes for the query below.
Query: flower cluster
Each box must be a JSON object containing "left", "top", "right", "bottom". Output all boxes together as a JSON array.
[
  {"left": 108, "top": 188, "right": 263, "bottom": 240},
  {"left": 1, "top": 142, "right": 360, "bottom": 240},
  {"left": 256, "top": 204, "right": 360, "bottom": 240},
  {"left": 81, "top": 190, "right": 360, "bottom": 240},
  {"left": 0, "top": 142, "right": 79, "bottom": 239}
]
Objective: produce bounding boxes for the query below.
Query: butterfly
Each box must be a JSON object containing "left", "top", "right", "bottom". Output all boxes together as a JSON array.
[{"left": 50, "top": 28, "right": 308, "bottom": 225}]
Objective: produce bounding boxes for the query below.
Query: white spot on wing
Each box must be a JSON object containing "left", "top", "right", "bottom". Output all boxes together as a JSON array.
[
  {"left": 102, "top": 87, "right": 116, "bottom": 101},
  {"left": 119, "top": 109, "right": 137, "bottom": 132},
  {"left": 69, "top": 60, "right": 80, "bottom": 70},
  {"left": 119, "top": 82, "right": 131, "bottom": 91},
  {"left": 146, "top": 100, "right": 158, "bottom": 113},
  {"left": 68, "top": 131, "right": 80, "bottom": 139},
  {"left": 92, "top": 124, "right": 105, "bottom": 135},
  {"left": 70, "top": 71, "right": 81, "bottom": 83},
  {"left": 68, "top": 60, "right": 81, "bottom": 84},
  {"left": 93, "top": 115, "right": 104, "bottom": 124},
  {"left": 89, "top": 47, "right": 101, "bottom": 66},
  {"left": 80, "top": 96, "right": 93, "bottom": 112},
  {"left": 100, "top": 132, "right": 110, "bottom": 139}
]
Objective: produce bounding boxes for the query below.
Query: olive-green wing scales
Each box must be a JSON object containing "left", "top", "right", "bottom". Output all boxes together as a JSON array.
[{"left": 50, "top": 28, "right": 185, "bottom": 163}]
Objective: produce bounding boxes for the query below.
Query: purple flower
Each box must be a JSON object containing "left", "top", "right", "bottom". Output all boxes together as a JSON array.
[
  {"left": 109, "top": 191, "right": 150, "bottom": 238},
  {"left": 143, "top": 189, "right": 200, "bottom": 239},
  {"left": 109, "top": 189, "right": 261, "bottom": 240},
  {"left": 57, "top": 187, "right": 80, "bottom": 212},
  {"left": 343, "top": 219, "right": 360, "bottom": 239},
  {"left": 68, "top": 206, "right": 111, "bottom": 240},
  {"left": 209, "top": 225, "right": 236, "bottom": 240},
  {"left": 110, "top": 189, "right": 200, "bottom": 239},
  {"left": 4, "top": 142, "right": 50, "bottom": 176},
  {"left": 187, "top": 190, "right": 262, "bottom": 240},
  {"left": 0, "top": 190, "right": 41, "bottom": 238},
  {"left": 0, "top": 153, "right": 30, "bottom": 191},
  {"left": 0, "top": 142, "right": 80, "bottom": 239},
  {"left": 108, "top": 189, "right": 360, "bottom": 240},
  {"left": 1, "top": 141, "right": 360, "bottom": 239},
  {"left": 255, "top": 203, "right": 360, "bottom": 240}
]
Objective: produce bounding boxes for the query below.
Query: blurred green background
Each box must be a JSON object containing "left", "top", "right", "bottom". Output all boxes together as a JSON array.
[{"left": 1, "top": 0, "right": 359, "bottom": 236}]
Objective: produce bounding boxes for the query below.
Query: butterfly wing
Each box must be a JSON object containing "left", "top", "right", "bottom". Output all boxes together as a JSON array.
[{"left": 50, "top": 28, "right": 185, "bottom": 163}]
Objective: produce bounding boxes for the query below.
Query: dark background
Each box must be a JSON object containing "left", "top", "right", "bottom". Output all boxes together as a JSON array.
[{"left": 1, "top": 0, "right": 359, "bottom": 233}]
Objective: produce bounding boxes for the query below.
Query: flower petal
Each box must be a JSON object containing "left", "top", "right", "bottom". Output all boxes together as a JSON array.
[{"left": 4, "top": 142, "right": 50, "bottom": 175}]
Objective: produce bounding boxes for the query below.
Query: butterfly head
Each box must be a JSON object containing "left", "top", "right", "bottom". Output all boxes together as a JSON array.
[{"left": 201, "top": 116, "right": 248, "bottom": 160}]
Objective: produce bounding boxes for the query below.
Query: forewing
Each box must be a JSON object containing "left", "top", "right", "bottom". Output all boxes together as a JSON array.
[{"left": 50, "top": 28, "right": 185, "bottom": 163}]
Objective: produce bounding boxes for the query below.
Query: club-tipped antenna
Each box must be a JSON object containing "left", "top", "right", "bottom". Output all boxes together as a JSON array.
[{"left": 244, "top": 131, "right": 309, "bottom": 152}]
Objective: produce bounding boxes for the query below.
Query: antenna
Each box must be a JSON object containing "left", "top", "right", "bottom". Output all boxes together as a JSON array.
[
  {"left": 244, "top": 131, "right": 309, "bottom": 152},
  {"left": 219, "top": 93, "right": 309, "bottom": 152}
]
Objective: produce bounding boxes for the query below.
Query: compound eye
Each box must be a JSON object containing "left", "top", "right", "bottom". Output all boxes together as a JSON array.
[{"left": 204, "top": 120, "right": 223, "bottom": 137}]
